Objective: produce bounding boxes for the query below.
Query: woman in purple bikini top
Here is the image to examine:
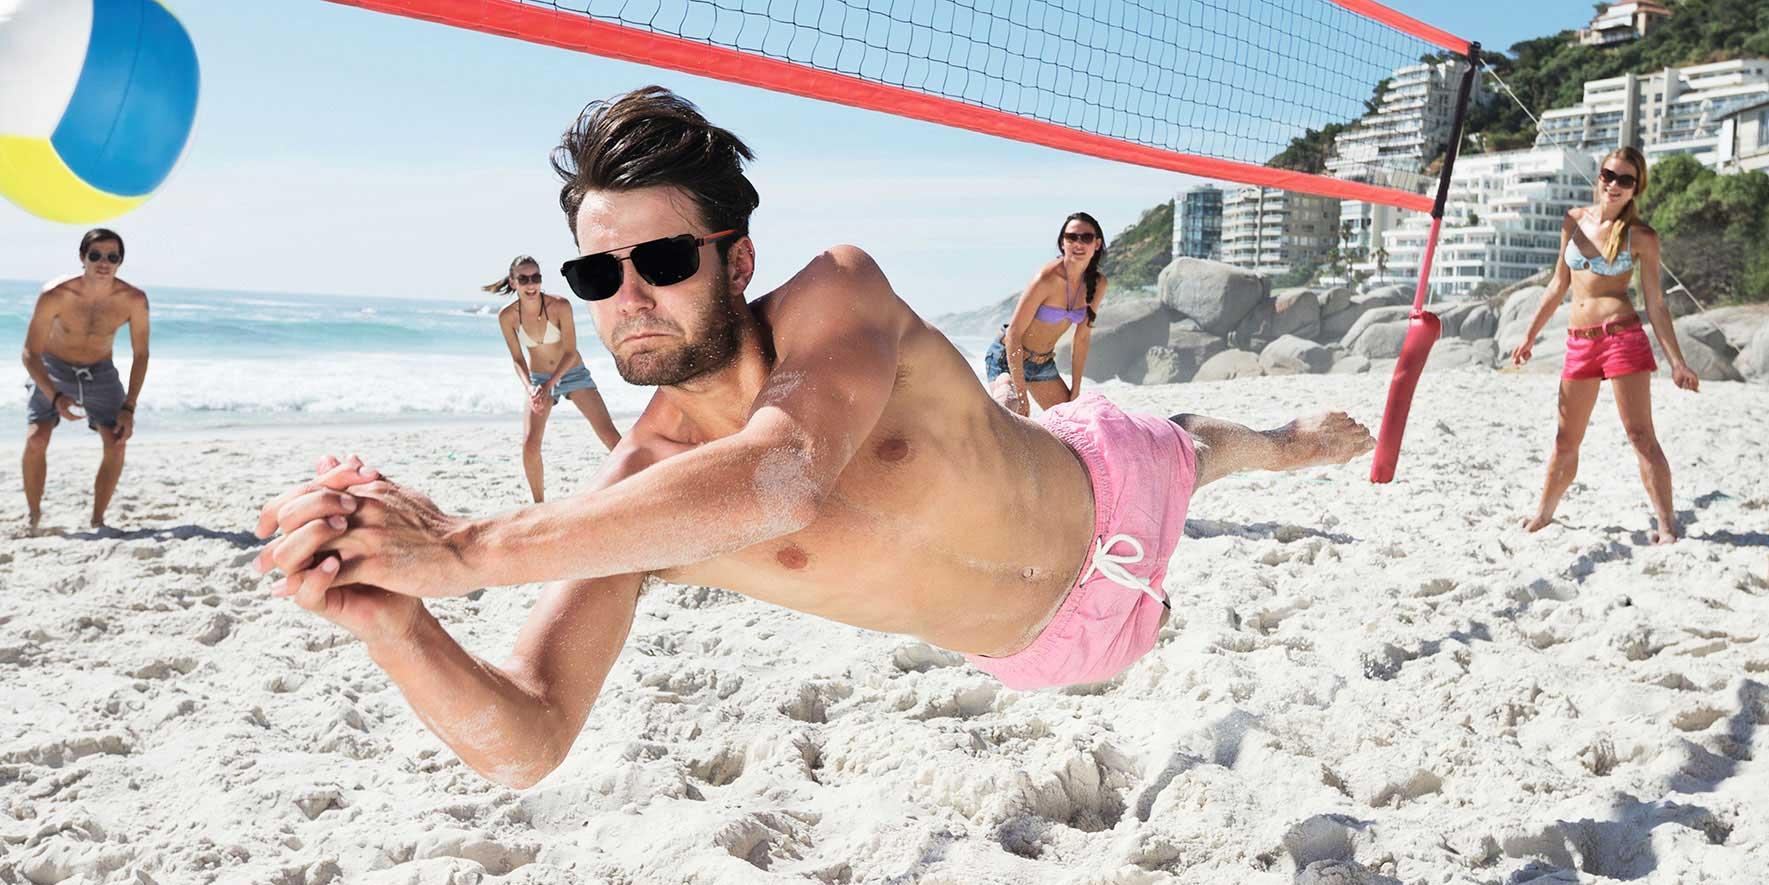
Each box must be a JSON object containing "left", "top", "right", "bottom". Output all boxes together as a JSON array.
[{"left": 990, "top": 211, "right": 1110, "bottom": 416}]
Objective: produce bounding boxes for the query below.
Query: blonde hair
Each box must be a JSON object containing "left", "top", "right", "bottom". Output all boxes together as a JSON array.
[{"left": 1599, "top": 146, "right": 1648, "bottom": 264}]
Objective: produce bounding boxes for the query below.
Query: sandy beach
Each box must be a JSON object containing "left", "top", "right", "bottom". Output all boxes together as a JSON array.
[{"left": 2, "top": 370, "right": 1765, "bottom": 884}]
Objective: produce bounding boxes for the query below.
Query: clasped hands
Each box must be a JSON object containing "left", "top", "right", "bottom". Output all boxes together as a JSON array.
[{"left": 253, "top": 455, "right": 481, "bottom": 636}]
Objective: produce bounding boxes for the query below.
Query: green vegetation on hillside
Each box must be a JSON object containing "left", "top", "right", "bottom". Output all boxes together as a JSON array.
[
  {"left": 1640, "top": 154, "right": 1769, "bottom": 303},
  {"left": 1099, "top": 200, "right": 1174, "bottom": 290}
]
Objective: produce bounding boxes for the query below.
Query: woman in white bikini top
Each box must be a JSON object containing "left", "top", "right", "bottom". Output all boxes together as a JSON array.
[{"left": 489, "top": 255, "right": 622, "bottom": 502}]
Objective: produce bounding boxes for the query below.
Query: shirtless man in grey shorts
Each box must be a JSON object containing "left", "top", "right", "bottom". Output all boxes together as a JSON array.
[{"left": 21, "top": 229, "right": 152, "bottom": 531}]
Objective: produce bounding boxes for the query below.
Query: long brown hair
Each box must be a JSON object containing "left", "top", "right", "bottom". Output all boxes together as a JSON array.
[
  {"left": 1055, "top": 212, "right": 1106, "bottom": 325},
  {"left": 1598, "top": 146, "right": 1648, "bottom": 264},
  {"left": 482, "top": 255, "right": 538, "bottom": 295}
]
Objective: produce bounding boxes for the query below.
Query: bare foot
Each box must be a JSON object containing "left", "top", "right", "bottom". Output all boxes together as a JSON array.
[
  {"left": 1284, "top": 412, "right": 1375, "bottom": 468},
  {"left": 1651, "top": 519, "right": 1680, "bottom": 545},
  {"left": 1523, "top": 515, "right": 1554, "bottom": 532},
  {"left": 28, "top": 510, "right": 41, "bottom": 532}
]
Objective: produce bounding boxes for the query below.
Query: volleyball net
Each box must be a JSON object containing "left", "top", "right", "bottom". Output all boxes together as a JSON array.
[{"left": 324, "top": 0, "right": 1475, "bottom": 213}]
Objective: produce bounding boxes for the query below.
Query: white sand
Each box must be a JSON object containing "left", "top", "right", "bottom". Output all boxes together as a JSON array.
[{"left": 2, "top": 371, "right": 1766, "bottom": 884}]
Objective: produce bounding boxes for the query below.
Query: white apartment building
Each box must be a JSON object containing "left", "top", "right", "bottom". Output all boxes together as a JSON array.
[
  {"left": 1220, "top": 187, "right": 1340, "bottom": 277},
  {"left": 1358, "top": 148, "right": 1597, "bottom": 298},
  {"left": 1328, "top": 60, "right": 1470, "bottom": 183},
  {"left": 1578, "top": 1, "right": 1672, "bottom": 48},
  {"left": 1717, "top": 98, "right": 1769, "bottom": 174},
  {"left": 1327, "top": 61, "right": 1465, "bottom": 277},
  {"left": 1534, "top": 59, "right": 1769, "bottom": 168}
]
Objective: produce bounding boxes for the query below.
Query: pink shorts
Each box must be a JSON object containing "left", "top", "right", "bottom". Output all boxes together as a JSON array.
[
  {"left": 1563, "top": 323, "right": 1657, "bottom": 380},
  {"left": 965, "top": 393, "right": 1197, "bottom": 690}
]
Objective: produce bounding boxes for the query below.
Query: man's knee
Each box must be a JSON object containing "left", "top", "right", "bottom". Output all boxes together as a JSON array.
[
  {"left": 523, "top": 433, "right": 545, "bottom": 456},
  {"left": 24, "top": 423, "right": 54, "bottom": 452}
]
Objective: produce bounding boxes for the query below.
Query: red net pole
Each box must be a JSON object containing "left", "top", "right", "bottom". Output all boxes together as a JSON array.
[{"left": 1370, "top": 45, "right": 1482, "bottom": 484}]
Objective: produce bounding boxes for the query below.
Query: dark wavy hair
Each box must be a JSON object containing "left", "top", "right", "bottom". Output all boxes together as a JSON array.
[
  {"left": 552, "top": 86, "right": 760, "bottom": 262},
  {"left": 79, "top": 228, "right": 123, "bottom": 261},
  {"left": 1056, "top": 212, "right": 1106, "bottom": 325},
  {"left": 482, "top": 255, "right": 538, "bottom": 295}
]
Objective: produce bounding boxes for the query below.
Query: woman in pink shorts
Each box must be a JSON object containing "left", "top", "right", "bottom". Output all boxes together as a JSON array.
[{"left": 1509, "top": 147, "right": 1700, "bottom": 543}]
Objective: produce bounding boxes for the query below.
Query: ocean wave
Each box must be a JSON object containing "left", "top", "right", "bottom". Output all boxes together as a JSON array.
[{"left": 3, "top": 352, "right": 652, "bottom": 423}]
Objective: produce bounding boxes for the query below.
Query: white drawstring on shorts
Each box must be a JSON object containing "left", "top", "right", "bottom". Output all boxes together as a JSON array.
[
  {"left": 71, "top": 366, "right": 92, "bottom": 406},
  {"left": 1082, "top": 534, "right": 1168, "bottom": 609}
]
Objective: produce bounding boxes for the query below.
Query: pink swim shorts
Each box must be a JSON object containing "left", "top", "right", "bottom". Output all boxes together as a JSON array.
[
  {"left": 965, "top": 393, "right": 1196, "bottom": 690},
  {"left": 1564, "top": 321, "right": 1657, "bottom": 380}
]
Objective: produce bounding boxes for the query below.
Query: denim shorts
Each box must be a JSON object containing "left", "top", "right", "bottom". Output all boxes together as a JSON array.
[
  {"left": 530, "top": 365, "right": 598, "bottom": 402},
  {"left": 984, "top": 335, "right": 1063, "bottom": 383}
]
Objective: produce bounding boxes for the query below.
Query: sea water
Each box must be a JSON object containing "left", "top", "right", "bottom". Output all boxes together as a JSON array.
[{"left": 2, "top": 279, "right": 995, "bottom": 433}]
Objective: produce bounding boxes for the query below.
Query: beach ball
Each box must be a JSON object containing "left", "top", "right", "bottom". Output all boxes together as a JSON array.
[{"left": 0, "top": 0, "right": 199, "bottom": 223}]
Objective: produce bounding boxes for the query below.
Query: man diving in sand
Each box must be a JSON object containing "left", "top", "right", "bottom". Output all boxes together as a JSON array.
[
  {"left": 252, "top": 87, "right": 1374, "bottom": 788},
  {"left": 21, "top": 229, "right": 151, "bottom": 532}
]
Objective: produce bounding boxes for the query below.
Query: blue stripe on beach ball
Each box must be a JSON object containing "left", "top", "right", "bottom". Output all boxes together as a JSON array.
[{"left": 52, "top": 0, "right": 199, "bottom": 197}]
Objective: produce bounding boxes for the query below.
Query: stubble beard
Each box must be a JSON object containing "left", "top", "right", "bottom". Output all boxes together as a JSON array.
[{"left": 611, "top": 274, "right": 744, "bottom": 387}]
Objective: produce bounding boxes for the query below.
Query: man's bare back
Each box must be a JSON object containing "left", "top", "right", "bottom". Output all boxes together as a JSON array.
[{"left": 630, "top": 261, "right": 1096, "bottom": 657}]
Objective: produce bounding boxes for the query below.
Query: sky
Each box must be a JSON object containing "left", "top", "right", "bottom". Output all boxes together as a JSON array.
[{"left": 0, "top": 0, "right": 1591, "bottom": 317}]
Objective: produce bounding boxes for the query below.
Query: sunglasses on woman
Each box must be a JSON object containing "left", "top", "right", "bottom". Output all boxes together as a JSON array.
[
  {"left": 514, "top": 272, "right": 542, "bottom": 285},
  {"left": 1062, "top": 232, "right": 1097, "bottom": 244},
  {"left": 1598, "top": 168, "right": 1637, "bottom": 190},
  {"left": 561, "top": 230, "right": 737, "bottom": 302},
  {"left": 86, "top": 251, "right": 122, "bottom": 264}
]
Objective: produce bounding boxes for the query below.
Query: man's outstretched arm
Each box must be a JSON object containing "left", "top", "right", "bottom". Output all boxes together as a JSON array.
[{"left": 263, "top": 246, "right": 906, "bottom": 598}]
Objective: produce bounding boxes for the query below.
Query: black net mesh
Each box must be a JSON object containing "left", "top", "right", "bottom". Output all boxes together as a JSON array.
[{"left": 519, "top": 0, "right": 1462, "bottom": 192}]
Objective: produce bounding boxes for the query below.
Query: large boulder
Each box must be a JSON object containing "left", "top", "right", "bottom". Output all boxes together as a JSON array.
[
  {"left": 1497, "top": 287, "right": 1568, "bottom": 356},
  {"left": 1323, "top": 296, "right": 1410, "bottom": 342},
  {"left": 1356, "top": 285, "right": 1410, "bottom": 308},
  {"left": 1651, "top": 328, "right": 1742, "bottom": 382},
  {"left": 1329, "top": 353, "right": 1371, "bottom": 374},
  {"left": 1054, "top": 298, "right": 1176, "bottom": 382},
  {"left": 1351, "top": 321, "right": 1412, "bottom": 360},
  {"left": 1338, "top": 305, "right": 1414, "bottom": 350},
  {"left": 1319, "top": 286, "right": 1355, "bottom": 317},
  {"left": 1735, "top": 323, "right": 1769, "bottom": 382},
  {"left": 1160, "top": 258, "right": 1269, "bottom": 336},
  {"left": 1259, "top": 335, "right": 1333, "bottom": 375},
  {"left": 1702, "top": 304, "right": 1769, "bottom": 352},
  {"left": 1425, "top": 338, "right": 1498, "bottom": 371},
  {"left": 1499, "top": 285, "right": 1552, "bottom": 330},
  {"left": 1433, "top": 301, "right": 1492, "bottom": 339},
  {"left": 1193, "top": 348, "right": 1264, "bottom": 382},
  {"left": 1230, "top": 298, "right": 1278, "bottom": 351},
  {"left": 1458, "top": 304, "right": 1498, "bottom": 340},
  {"left": 1674, "top": 314, "right": 1739, "bottom": 360},
  {"left": 1272, "top": 288, "right": 1322, "bottom": 340},
  {"left": 1137, "top": 332, "right": 1228, "bottom": 385}
]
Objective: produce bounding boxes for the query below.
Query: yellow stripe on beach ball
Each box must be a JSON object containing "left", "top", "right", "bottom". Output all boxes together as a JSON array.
[{"left": 0, "top": 135, "right": 147, "bottom": 223}]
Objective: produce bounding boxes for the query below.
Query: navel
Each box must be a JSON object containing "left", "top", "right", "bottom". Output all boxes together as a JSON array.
[
  {"left": 775, "top": 544, "right": 810, "bottom": 571},
  {"left": 876, "top": 437, "right": 911, "bottom": 463}
]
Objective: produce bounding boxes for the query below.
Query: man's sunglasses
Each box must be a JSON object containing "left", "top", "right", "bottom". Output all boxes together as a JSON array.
[
  {"left": 514, "top": 272, "right": 542, "bottom": 285},
  {"left": 561, "top": 230, "right": 737, "bottom": 302},
  {"left": 86, "top": 251, "right": 122, "bottom": 264},
  {"left": 1598, "top": 168, "right": 1638, "bottom": 190},
  {"left": 1062, "top": 231, "right": 1098, "bottom": 244}
]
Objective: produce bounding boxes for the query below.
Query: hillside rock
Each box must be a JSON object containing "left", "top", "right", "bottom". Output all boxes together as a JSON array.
[
  {"left": 1260, "top": 335, "right": 1333, "bottom": 375},
  {"left": 1193, "top": 349, "right": 1264, "bottom": 382},
  {"left": 1160, "top": 258, "right": 1268, "bottom": 336}
]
